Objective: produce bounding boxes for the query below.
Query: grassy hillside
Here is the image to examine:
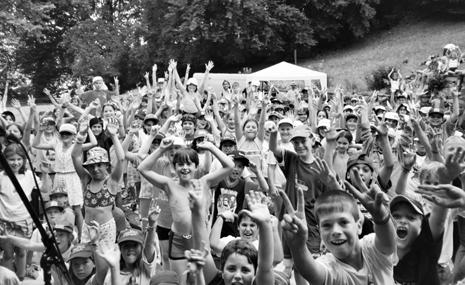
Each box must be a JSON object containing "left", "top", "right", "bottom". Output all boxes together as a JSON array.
[{"left": 301, "top": 18, "right": 465, "bottom": 90}]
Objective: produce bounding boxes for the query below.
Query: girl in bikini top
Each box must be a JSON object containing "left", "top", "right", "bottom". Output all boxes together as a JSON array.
[{"left": 84, "top": 177, "right": 116, "bottom": 208}]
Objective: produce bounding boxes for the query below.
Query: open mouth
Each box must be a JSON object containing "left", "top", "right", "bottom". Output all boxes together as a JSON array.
[
  {"left": 396, "top": 226, "right": 408, "bottom": 239},
  {"left": 331, "top": 239, "right": 347, "bottom": 246},
  {"left": 180, "top": 169, "right": 191, "bottom": 175}
]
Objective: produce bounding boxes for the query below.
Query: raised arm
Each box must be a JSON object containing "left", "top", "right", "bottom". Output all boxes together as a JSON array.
[
  {"left": 106, "top": 118, "right": 125, "bottom": 182},
  {"left": 72, "top": 130, "right": 91, "bottom": 180},
  {"left": 199, "top": 141, "right": 234, "bottom": 187},
  {"left": 183, "top": 63, "right": 190, "bottom": 86},
  {"left": 372, "top": 117, "right": 394, "bottom": 188},
  {"left": 268, "top": 124, "right": 282, "bottom": 162},
  {"left": 31, "top": 129, "right": 54, "bottom": 150},
  {"left": 198, "top": 61, "right": 214, "bottom": 94},
  {"left": 233, "top": 98, "right": 243, "bottom": 140},
  {"left": 280, "top": 189, "right": 326, "bottom": 285},
  {"left": 22, "top": 96, "right": 36, "bottom": 148},
  {"left": 240, "top": 191, "right": 274, "bottom": 285},
  {"left": 395, "top": 146, "right": 416, "bottom": 195},
  {"left": 137, "top": 138, "right": 174, "bottom": 189},
  {"left": 211, "top": 97, "right": 226, "bottom": 134},
  {"left": 144, "top": 207, "right": 160, "bottom": 263},
  {"left": 256, "top": 98, "right": 267, "bottom": 142},
  {"left": 10, "top": 98, "right": 26, "bottom": 124}
]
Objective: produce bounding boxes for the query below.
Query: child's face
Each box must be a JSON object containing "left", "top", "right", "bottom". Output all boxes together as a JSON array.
[
  {"left": 231, "top": 161, "right": 245, "bottom": 180},
  {"left": 91, "top": 124, "right": 103, "bottom": 136},
  {"left": 222, "top": 253, "right": 255, "bottom": 285},
  {"left": 102, "top": 105, "right": 115, "bottom": 118},
  {"left": 391, "top": 203, "right": 422, "bottom": 250},
  {"left": 71, "top": 257, "right": 94, "bottom": 281},
  {"left": 336, "top": 137, "right": 350, "bottom": 154},
  {"left": 243, "top": 121, "right": 258, "bottom": 140},
  {"left": 7, "top": 125, "right": 22, "bottom": 139},
  {"left": 175, "top": 161, "right": 196, "bottom": 182},
  {"left": 6, "top": 153, "right": 24, "bottom": 173},
  {"left": 346, "top": 118, "right": 357, "bottom": 131},
  {"left": 349, "top": 164, "right": 373, "bottom": 186},
  {"left": 182, "top": 121, "right": 195, "bottom": 136},
  {"left": 278, "top": 124, "right": 293, "bottom": 142},
  {"left": 319, "top": 209, "right": 362, "bottom": 261},
  {"left": 55, "top": 230, "right": 73, "bottom": 253},
  {"left": 51, "top": 195, "right": 68, "bottom": 206},
  {"left": 444, "top": 141, "right": 464, "bottom": 159},
  {"left": 120, "top": 241, "right": 142, "bottom": 265},
  {"left": 238, "top": 216, "right": 258, "bottom": 242},
  {"left": 291, "top": 136, "right": 314, "bottom": 158},
  {"left": 46, "top": 208, "right": 62, "bottom": 223}
]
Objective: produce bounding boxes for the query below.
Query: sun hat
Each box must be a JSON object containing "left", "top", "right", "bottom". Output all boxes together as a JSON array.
[
  {"left": 83, "top": 147, "right": 109, "bottom": 165},
  {"left": 117, "top": 228, "right": 144, "bottom": 245},
  {"left": 59, "top": 124, "right": 77, "bottom": 135},
  {"left": 390, "top": 194, "right": 424, "bottom": 216}
]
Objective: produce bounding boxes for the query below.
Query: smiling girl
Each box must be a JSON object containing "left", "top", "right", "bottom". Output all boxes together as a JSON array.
[{"left": 0, "top": 143, "right": 36, "bottom": 280}]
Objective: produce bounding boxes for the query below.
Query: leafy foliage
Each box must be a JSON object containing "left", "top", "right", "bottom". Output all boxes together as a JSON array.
[{"left": 365, "top": 65, "right": 393, "bottom": 91}]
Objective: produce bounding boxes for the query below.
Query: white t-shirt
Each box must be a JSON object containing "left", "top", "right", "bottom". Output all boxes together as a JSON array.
[
  {"left": 0, "top": 170, "right": 36, "bottom": 221},
  {"left": 317, "top": 234, "right": 396, "bottom": 285}
]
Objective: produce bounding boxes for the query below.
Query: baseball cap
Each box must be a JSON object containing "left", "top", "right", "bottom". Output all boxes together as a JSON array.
[
  {"left": 343, "top": 105, "right": 354, "bottom": 111},
  {"left": 59, "top": 124, "right": 77, "bottom": 135},
  {"left": 278, "top": 118, "right": 294, "bottom": 128},
  {"left": 67, "top": 244, "right": 93, "bottom": 262},
  {"left": 384, "top": 112, "right": 399, "bottom": 121},
  {"left": 231, "top": 151, "right": 250, "bottom": 167},
  {"left": 54, "top": 221, "right": 74, "bottom": 234},
  {"left": 117, "top": 228, "right": 144, "bottom": 245},
  {"left": 429, "top": 107, "right": 444, "bottom": 116},
  {"left": 187, "top": 78, "right": 198, "bottom": 86},
  {"left": 144, "top": 114, "right": 159, "bottom": 124},
  {"left": 390, "top": 195, "right": 424, "bottom": 216},
  {"left": 289, "top": 125, "right": 312, "bottom": 141},
  {"left": 373, "top": 105, "right": 386, "bottom": 112},
  {"left": 347, "top": 153, "right": 375, "bottom": 172},
  {"left": 150, "top": 271, "right": 179, "bottom": 285},
  {"left": 220, "top": 134, "right": 236, "bottom": 145},
  {"left": 268, "top": 112, "right": 283, "bottom": 120},
  {"left": 44, "top": 201, "right": 64, "bottom": 212},
  {"left": 345, "top": 114, "right": 358, "bottom": 122},
  {"left": 317, "top": 119, "right": 331, "bottom": 129},
  {"left": 157, "top": 78, "right": 165, "bottom": 84},
  {"left": 419, "top": 107, "right": 431, "bottom": 115}
]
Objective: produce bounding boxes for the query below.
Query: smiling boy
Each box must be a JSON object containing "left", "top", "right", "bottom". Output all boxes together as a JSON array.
[{"left": 282, "top": 182, "right": 397, "bottom": 285}]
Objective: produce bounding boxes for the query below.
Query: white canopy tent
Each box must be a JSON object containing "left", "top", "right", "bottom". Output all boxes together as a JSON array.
[{"left": 247, "top": 61, "right": 327, "bottom": 90}]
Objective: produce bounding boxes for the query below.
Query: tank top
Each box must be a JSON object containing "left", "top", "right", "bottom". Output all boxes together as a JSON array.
[{"left": 84, "top": 177, "right": 116, "bottom": 208}]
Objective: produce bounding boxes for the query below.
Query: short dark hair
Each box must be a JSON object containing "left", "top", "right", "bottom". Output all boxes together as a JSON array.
[
  {"left": 220, "top": 239, "right": 258, "bottom": 271},
  {"left": 172, "top": 148, "right": 199, "bottom": 168},
  {"left": 315, "top": 190, "right": 360, "bottom": 223}
]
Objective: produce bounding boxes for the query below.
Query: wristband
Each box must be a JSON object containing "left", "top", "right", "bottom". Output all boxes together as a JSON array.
[{"left": 373, "top": 213, "right": 391, "bottom": 225}]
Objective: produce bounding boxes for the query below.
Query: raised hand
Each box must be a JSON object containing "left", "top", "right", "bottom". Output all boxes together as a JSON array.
[
  {"left": 219, "top": 210, "right": 236, "bottom": 223},
  {"left": 344, "top": 170, "right": 390, "bottom": 224},
  {"left": 78, "top": 116, "right": 90, "bottom": 134},
  {"left": 325, "top": 128, "right": 344, "bottom": 142},
  {"left": 280, "top": 188, "right": 307, "bottom": 247},
  {"left": 309, "top": 158, "right": 340, "bottom": 187},
  {"left": 43, "top": 88, "right": 51, "bottom": 96},
  {"left": 440, "top": 147, "right": 465, "bottom": 182},
  {"left": 106, "top": 117, "right": 119, "bottom": 136},
  {"left": 184, "top": 248, "right": 207, "bottom": 274},
  {"left": 88, "top": 220, "right": 100, "bottom": 244},
  {"left": 186, "top": 63, "right": 191, "bottom": 72},
  {"left": 160, "top": 138, "right": 174, "bottom": 150},
  {"left": 148, "top": 203, "right": 161, "bottom": 224},
  {"left": 239, "top": 191, "right": 271, "bottom": 225},
  {"left": 397, "top": 145, "right": 416, "bottom": 172},
  {"left": 205, "top": 60, "right": 214, "bottom": 72},
  {"left": 372, "top": 114, "right": 389, "bottom": 137},
  {"left": 150, "top": 125, "right": 160, "bottom": 137},
  {"left": 11, "top": 98, "right": 21, "bottom": 109},
  {"left": 152, "top": 64, "right": 157, "bottom": 72},
  {"left": 196, "top": 140, "right": 214, "bottom": 151},
  {"left": 144, "top": 72, "right": 150, "bottom": 80},
  {"left": 416, "top": 184, "right": 465, "bottom": 209}
]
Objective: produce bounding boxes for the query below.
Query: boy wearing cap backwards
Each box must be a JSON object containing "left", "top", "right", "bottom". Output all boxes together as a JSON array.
[
  {"left": 138, "top": 136, "right": 234, "bottom": 277},
  {"left": 282, "top": 179, "right": 396, "bottom": 285}
]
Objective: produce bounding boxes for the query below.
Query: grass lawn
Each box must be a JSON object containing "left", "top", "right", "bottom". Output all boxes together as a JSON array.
[{"left": 300, "top": 18, "right": 465, "bottom": 90}]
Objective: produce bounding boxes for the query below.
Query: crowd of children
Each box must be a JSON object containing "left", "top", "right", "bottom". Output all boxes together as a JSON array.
[{"left": 0, "top": 43, "right": 465, "bottom": 285}]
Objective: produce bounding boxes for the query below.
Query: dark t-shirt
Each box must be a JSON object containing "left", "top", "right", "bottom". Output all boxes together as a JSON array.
[
  {"left": 278, "top": 150, "right": 328, "bottom": 253},
  {"left": 394, "top": 215, "right": 443, "bottom": 285},
  {"left": 212, "top": 179, "right": 247, "bottom": 237}
]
